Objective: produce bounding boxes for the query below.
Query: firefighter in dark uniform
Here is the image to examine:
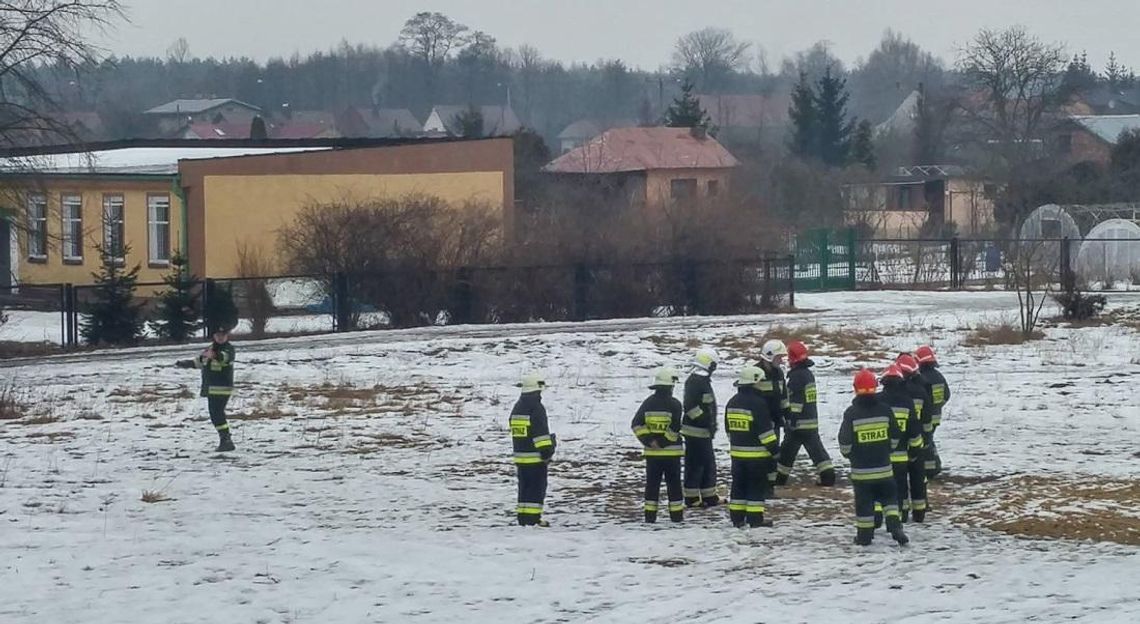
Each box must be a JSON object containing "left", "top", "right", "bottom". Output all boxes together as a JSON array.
[
  {"left": 509, "top": 373, "right": 556, "bottom": 526},
  {"left": 775, "top": 341, "right": 836, "bottom": 486},
  {"left": 916, "top": 345, "right": 951, "bottom": 480},
  {"left": 896, "top": 353, "right": 931, "bottom": 519},
  {"left": 176, "top": 326, "right": 236, "bottom": 452},
  {"left": 838, "top": 369, "right": 909, "bottom": 546},
  {"left": 756, "top": 339, "right": 789, "bottom": 490},
  {"left": 682, "top": 348, "right": 719, "bottom": 508},
  {"left": 880, "top": 364, "right": 927, "bottom": 523},
  {"left": 724, "top": 366, "right": 780, "bottom": 528},
  {"left": 631, "top": 367, "right": 685, "bottom": 523}
]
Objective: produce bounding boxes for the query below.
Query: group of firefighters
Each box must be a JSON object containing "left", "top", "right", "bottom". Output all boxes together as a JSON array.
[{"left": 510, "top": 341, "right": 951, "bottom": 546}]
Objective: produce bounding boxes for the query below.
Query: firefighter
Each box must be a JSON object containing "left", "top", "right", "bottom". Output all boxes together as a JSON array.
[
  {"left": 175, "top": 325, "right": 236, "bottom": 452},
  {"left": 838, "top": 369, "right": 909, "bottom": 546},
  {"left": 880, "top": 364, "right": 927, "bottom": 523},
  {"left": 896, "top": 353, "right": 931, "bottom": 520},
  {"left": 756, "top": 339, "right": 789, "bottom": 489},
  {"left": 916, "top": 345, "right": 951, "bottom": 480},
  {"left": 508, "top": 373, "right": 556, "bottom": 527},
  {"left": 775, "top": 341, "right": 836, "bottom": 486},
  {"left": 724, "top": 366, "right": 780, "bottom": 528},
  {"left": 682, "top": 348, "right": 720, "bottom": 508},
  {"left": 631, "top": 367, "right": 685, "bottom": 523}
]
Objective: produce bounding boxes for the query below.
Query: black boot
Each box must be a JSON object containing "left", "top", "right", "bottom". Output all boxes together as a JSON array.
[
  {"left": 900, "top": 509, "right": 910, "bottom": 523},
  {"left": 644, "top": 512, "right": 657, "bottom": 524},
  {"left": 701, "top": 495, "right": 721, "bottom": 508},
  {"left": 685, "top": 497, "right": 702, "bottom": 509},
  {"left": 729, "top": 510, "right": 746, "bottom": 528},
  {"left": 873, "top": 512, "right": 883, "bottom": 529},
  {"left": 854, "top": 528, "right": 874, "bottom": 546},
  {"left": 818, "top": 468, "right": 836, "bottom": 486},
  {"left": 216, "top": 431, "right": 235, "bottom": 452},
  {"left": 887, "top": 519, "right": 909, "bottom": 545},
  {"left": 912, "top": 509, "right": 926, "bottom": 523},
  {"left": 747, "top": 513, "right": 773, "bottom": 528},
  {"left": 669, "top": 510, "right": 684, "bottom": 523},
  {"left": 775, "top": 472, "right": 790, "bottom": 487}
]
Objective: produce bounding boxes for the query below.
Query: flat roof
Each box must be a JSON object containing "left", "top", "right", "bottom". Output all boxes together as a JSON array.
[{"left": 0, "top": 146, "right": 332, "bottom": 176}]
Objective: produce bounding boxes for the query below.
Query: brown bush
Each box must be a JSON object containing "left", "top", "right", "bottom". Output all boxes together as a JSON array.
[
  {"left": 963, "top": 322, "right": 1045, "bottom": 347},
  {"left": 235, "top": 242, "right": 277, "bottom": 338}
]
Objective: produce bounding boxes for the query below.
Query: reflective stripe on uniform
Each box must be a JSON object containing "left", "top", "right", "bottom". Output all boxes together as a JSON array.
[
  {"left": 757, "top": 381, "right": 774, "bottom": 392},
  {"left": 815, "top": 460, "right": 833, "bottom": 472},
  {"left": 909, "top": 435, "right": 924, "bottom": 448},
  {"left": 207, "top": 387, "right": 233, "bottom": 396},
  {"left": 745, "top": 501, "right": 765, "bottom": 513},
  {"left": 729, "top": 445, "right": 772, "bottom": 459},
  {"left": 644, "top": 501, "right": 659, "bottom": 512},
  {"left": 776, "top": 463, "right": 793, "bottom": 475},
  {"left": 855, "top": 516, "right": 877, "bottom": 529},
  {"left": 632, "top": 425, "right": 651, "bottom": 436},
  {"left": 215, "top": 423, "right": 229, "bottom": 431},
  {"left": 668, "top": 501, "right": 685, "bottom": 512},
  {"left": 890, "top": 451, "right": 910, "bottom": 463},
  {"left": 685, "top": 406, "right": 704, "bottom": 419},
  {"left": 700, "top": 488, "right": 717, "bottom": 497},
  {"left": 759, "top": 429, "right": 777, "bottom": 445},
  {"left": 931, "top": 416, "right": 942, "bottom": 426},
  {"left": 513, "top": 452, "right": 544, "bottom": 464},
  {"left": 683, "top": 487, "right": 700, "bottom": 497},
  {"left": 681, "top": 425, "right": 711, "bottom": 438},
  {"left": 911, "top": 499, "right": 927, "bottom": 511},
  {"left": 794, "top": 419, "right": 819, "bottom": 430},
  {"left": 533, "top": 435, "right": 553, "bottom": 449},
  {"left": 644, "top": 445, "right": 684, "bottom": 457},
  {"left": 517, "top": 503, "right": 543, "bottom": 515},
  {"left": 789, "top": 403, "right": 804, "bottom": 414},
  {"left": 850, "top": 466, "right": 893, "bottom": 481},
  {"left": 728, "top": 499, "right": 746, "bottom": 511}
]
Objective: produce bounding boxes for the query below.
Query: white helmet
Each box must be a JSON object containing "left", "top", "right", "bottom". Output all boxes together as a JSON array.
[
  {"left": 734, "top": 365, "right": 767, "bottom": 387},
  {"left": 649, "top": 366, "right": 680, "bottom": 389},
  {"left": 519, "top": 372, "right": 546, "bottom": 394},
  {"left": 759, "top": 339, "right": 788, "bottom": 364},
  {"left": 691, "top": 347, "right": 719, "bottom": 375}
]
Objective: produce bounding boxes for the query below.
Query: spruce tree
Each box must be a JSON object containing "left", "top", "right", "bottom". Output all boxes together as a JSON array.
[
  {"left": 249, "top": 115, "right": 269, "bottom": 140},
  {"left": 81, "top": 245, "right": 144, "bottom": 345},
  {"left": 453, "top": 105, "right": 484, "bottom": 138},
  {"left": 788, "top": 72, "right": 817, "bottom": 159},
  {"left": 203, "top": 280, "right": 239, "bottom": 334},
  {"left": 851, "top": 120, "right": 877, "bottom": 170},
  {"left": 814, "top": 67, "right": 855, "bottom": 167},
  {"left": 152, "top": 252, "right": 200, "bottom": 342},
  {"left": 664, "top": 79, "right": 711, "bottom": 129}
]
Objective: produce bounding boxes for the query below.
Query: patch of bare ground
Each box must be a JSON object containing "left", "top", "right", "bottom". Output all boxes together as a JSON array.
[
  {"left": 108, "top": 385, "right": 195, "bottom": 403},
  {"left": 962, "top": 323, "right": 1044, "bottom": 347},
  {"left": 280, "top": 381, "right": 459, "bottom": 416},
  {"left": 711, "top": 323, "right": 888, "bottom": 363},
  {"left": 343, "top": 432, "right": 434, "bottom": 454}
]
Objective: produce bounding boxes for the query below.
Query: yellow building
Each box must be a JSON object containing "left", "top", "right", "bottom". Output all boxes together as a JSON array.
[
  {"left": 0, "top": 138, "right": 515, "bottom": 284},
  {"left": 844, "top": 165, "right": 997, "bottom": 238}
]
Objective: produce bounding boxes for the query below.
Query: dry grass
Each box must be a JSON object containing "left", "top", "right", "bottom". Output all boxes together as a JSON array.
[
  {"left": 108, "top": 385, "right": 195, "bottom": 404},
  {"left": 0, "top": 379, "right": 26, "bottom": 420},
  {"left": 709, "top": 323, "right": 887, "bottom": 363},
  {"left": 140, "top": 490, "right": 170, "bottom": 504},
  {"left": 962, "top": 323, "right": 1045, "bottom": 347},
  {"left": 228, "top": 406, "right": 293, "bottom": 421},
  {"left": 9, "top": 414, "right": 61, "bottom": 426}
]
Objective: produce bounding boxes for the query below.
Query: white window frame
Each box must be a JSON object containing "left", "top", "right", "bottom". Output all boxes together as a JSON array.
[
  {"left": 61, "top": 193, "right": 83, "bottom": 263},
  {"left": 26, "top": 194, "right": 47, "bottom": 261},
  {"left": 147, "top": 193, "right": 171, "bottom": 266},
  {"left": 103, "top": 194, "right": 125, "bottom": 263}
]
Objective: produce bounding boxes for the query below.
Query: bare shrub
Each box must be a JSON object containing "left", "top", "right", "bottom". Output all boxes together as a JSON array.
[
  {"left": 963, "top": 322, "right": 1044, "bottom": 347},
  {"left": 235, "top": 242, "right": 277, "bottom": 338},
  {"left": 0, "top": 378, "right": 26, "bottom": 420},
  {"left": 140, "top": 490, "right": 170, "bottom": 504}
]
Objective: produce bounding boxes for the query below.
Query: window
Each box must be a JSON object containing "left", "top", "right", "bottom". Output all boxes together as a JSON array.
[
  {"left": 26, "top": 194, "right": 47, "bottom": 261},
  {"left": 103, "top": 194, "right": 125, "bottom": 262},
  {"left": 61, "top": 194, "right": 83, "bottom": 263},
  {"left": 707, "top": 180, "right": 720, "bottom": 197},
  {"left": 670, "top": 178, "right": 698, "bottom": 200},
  {"left": 147, "top": 194, "right": 171, "bottom": 265},
  {"left": 896, "top": 186, "right": 913, "bottom": 211}
]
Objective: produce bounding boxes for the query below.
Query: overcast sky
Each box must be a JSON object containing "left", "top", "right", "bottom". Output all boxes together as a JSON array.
[{"left": 101, "top": 0, "right": 1140, "bottom": 71}]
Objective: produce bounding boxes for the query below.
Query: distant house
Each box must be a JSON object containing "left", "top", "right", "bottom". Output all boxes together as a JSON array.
[
  {"left": 336, "top": 107, "right": 421, "bottom": 138},
  {"left": 696, "top": 94, "right": 789, "bottom": 143},
  {"left": 423, "top": 105, "right": 522, "bottom": 137},
  {"left": 144, "top": 99, "right": 262, "bottom": 135},
  {"left": 556, "top": 119, "right": 636, "bottom": 154},
  {"left": 875, "top": 90, "right": 922, "bottom": 138},
  {"left": 179, "top": 121, "right": 251, "bottom": 140},
  {"left": 1057, "top": 114, "right": 1140, "bottom": 165},
  {"left": 845, "top": 165, "right": 996, "bottom": 238},
  {"left": 543, "top": 126, "right": 739, "bottom": 211},
  {"left": 1066, "top": 87, "right": 1140, "bottom": 116}
]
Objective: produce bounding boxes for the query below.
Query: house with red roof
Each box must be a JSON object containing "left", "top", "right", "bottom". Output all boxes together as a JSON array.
[{"left": 543, "top": 126, "right": 739, "bottom": 211}]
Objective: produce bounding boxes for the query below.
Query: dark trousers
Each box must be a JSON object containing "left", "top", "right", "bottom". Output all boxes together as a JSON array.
[
  {"left": 893, "top": 459, "right": 928, "bottom": 518},
  {"left": 776, "top": 429, "right": 835, "bottom": 483},
  {"left": 644, "top": 457, "right": 683, "bottom": 522},
  {"left": 854, "top": 478, "right": 901, "bottom": 533},
  {"left": 207, "top": 396, "right": 230, "bottom": 435},
  {"left": 924, "top": 426, "right": 942, "bottom": 478},
  {"left": 729, "top": 458, "right": 771, "bottom": 527},
  {"left": 516, "top": 463, "right": 548, "bottom": 526},
  {"left": 683, "top": 437, "right": 717, "bottom": 504}
]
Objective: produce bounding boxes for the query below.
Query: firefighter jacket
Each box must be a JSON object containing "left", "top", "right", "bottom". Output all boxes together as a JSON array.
[
  {"left": 755, "top": 362, "right": 788, "bottom": 428},
  {"left": 880, "top": 378, "right": 924, "bottom": 464},
  {"left": 631, "top": 389, "right": 684, "bottom": 458},
  {"left": 724, "top": 386, "right": 779, "bottom": 461},
  {"left": 786, "top": 360, "right": 819, "bottom": 431},
  {"left": 681, "top": 372, "right": 717, "bottom": 439},
  {"left": 920, "top": 364, "right": 951, "bottom": 428},
  {"left": 904, "top": 373, "right": 932, "bottom": 443},
  {"left": 510, "top": 392, "right": 556, "bottom": 465},
  {"left": 195, "top": 341, "right": 235, "bottom": 398},
  {"left": 837, "top": 395, "right": 902, "bottom": 482}
]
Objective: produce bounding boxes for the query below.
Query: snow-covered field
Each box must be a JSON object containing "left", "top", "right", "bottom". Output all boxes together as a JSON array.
[{"left": 2, "top": 290, "right": 1139, "bottom": 623}]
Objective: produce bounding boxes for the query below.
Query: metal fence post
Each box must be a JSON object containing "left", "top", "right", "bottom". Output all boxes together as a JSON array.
[
  {"left": 69, "top": 285, "right": 80, "bottom": 347},
  {"left": 333, "top": 271, "right": 351, "bottom": 332},
  {"left": 454, "top": 267, "right": 473, "bottom": 325},
  {"left": 202, "top": 278, "right": 216, "bottom": 338},
  {"left": 950, "top": 236, "right": 961, "bottom": 290},
  {"left": 786, "top": 254, "right": 796, "bottom": 309},
  {"left": 820, "top": 229, "right": 831, "bottom": 290},
  {"left": 60, "top": 284, "right": 72, "bottom": 348},
  {"left": 1060, "top": 236, "right": 1074, "bottom": 292},
  {"left": 846, "top": 227, "right": 857, "bottom": 289},
  {"left": 761, "top": 257, "right": 773, "bottom": 309}
]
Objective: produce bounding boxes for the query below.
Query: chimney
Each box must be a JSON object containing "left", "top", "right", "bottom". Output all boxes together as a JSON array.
[{"left": 690, "top": 126, "right": 707, "bottom": 140}]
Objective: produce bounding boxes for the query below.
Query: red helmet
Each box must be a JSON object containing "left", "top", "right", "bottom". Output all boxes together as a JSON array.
[
  {"left": 881, "top": 364, "right": 904, "bottom": 380},
  {"left": 787, "top": 340, "right": 809, "bottom": 365},
  {"left": 896, "top": 353, "right": 919, "bottom": 375},
  {"left": 915, "top": 345, "right": 937, "bottom": 365},
  {"left": 853, "top": 369, "right": 879, "bottom": 395}
]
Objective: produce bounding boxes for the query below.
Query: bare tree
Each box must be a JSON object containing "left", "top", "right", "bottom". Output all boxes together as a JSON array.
[
  {"left": 166, "top": 36, "right": 191, "bottom": 65},
  {"left": 235, "top": 242, "right": 276, "bottom": 339},
  {"left": 671, "top": 27, "right": 750, "bottom": 91},
  {"left": 957, "top": 27, "right": 1066, "bottom": 175},
  {"left": 0, "top": 1, "right": 124, "bottom": 147},
  {"left": 398, "top": 11, "right": 469, "bottom": 103},
  {"left": 1006, "top": 236, "right": 1060, "bottom": 338}
]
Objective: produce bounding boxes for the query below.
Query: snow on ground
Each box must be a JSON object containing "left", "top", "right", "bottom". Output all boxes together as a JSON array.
[{"left": 2, "top": 290, "right": 1139, "bottom": 623}]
